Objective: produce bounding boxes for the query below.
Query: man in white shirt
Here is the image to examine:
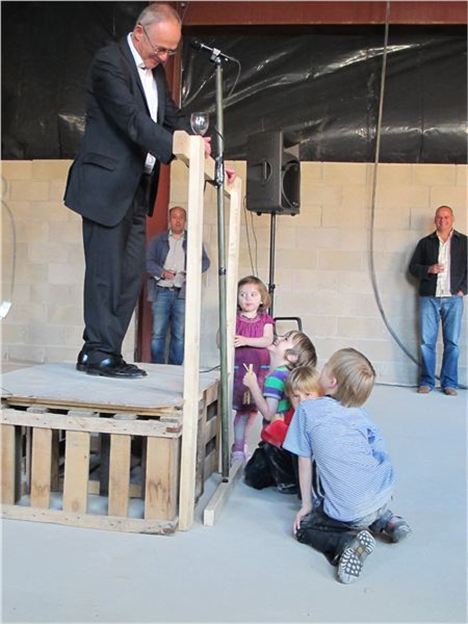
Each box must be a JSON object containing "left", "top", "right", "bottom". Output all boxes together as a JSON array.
[
  {"left": 64, "top": 4, "right": 214, "bottom": 378},
  {"left": 146, "top": 206, "right": 210, "bottom": 365},
  {"left": 409, "top": 205, "right": 467, "bottom": 395}
]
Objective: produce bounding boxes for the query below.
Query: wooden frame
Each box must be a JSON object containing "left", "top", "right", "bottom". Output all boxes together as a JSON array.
[{"left": 172, "top": 130, "right": 242, "bottom": 530}]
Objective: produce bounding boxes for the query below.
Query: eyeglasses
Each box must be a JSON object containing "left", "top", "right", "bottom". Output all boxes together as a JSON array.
[{"left": 140, "top": 24, "right": 178, "bottom": 57}]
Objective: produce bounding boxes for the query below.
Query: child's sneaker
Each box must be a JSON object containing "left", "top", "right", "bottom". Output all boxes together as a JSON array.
[
  {"left": 337, "top": 530, "right": 376, "bottom": 584},
  {"left": 277, "top": 482, "right": 298, "bottom": 495},
  {"left": 230, "top": 450, "right": 246, "bottom": 465},
  {"left": 383, "top": 516, "right": 412, "bottom": 543}
]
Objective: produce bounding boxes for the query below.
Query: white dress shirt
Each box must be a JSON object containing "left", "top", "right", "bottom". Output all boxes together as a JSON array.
[{"left": 127, "top": 33, "right": 158, "bottom": 173}]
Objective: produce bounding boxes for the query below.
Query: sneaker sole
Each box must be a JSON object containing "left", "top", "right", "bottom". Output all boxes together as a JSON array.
[{"left": 337, "top": 530, "right": 376, "bottom": 584}]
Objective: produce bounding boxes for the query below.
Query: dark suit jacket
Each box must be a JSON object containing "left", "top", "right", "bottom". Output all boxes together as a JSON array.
[
  {"left": 64, "top": 36, "right": 191, "bottom": 227},
  {"left": 408, "top": 229, "right": 467, "bottom": 296}
]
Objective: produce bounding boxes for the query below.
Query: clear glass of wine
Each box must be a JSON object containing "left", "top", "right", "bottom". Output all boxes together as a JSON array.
[{"left": 190, "top": 112, "right": 209, "bottom": 136}]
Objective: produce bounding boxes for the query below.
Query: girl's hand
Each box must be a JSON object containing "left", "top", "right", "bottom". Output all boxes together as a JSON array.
[
  {"left": 293, "top": 504, "right": 313, "bottom": 534},
  {"left": 242, "top": 363, "right": 256, "bottom": 389},
  {"left": 234, "top": 335, "right": 248, "bottom": 347}
]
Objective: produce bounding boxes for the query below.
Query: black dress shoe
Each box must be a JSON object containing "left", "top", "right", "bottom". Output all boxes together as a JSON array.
[
  {"left": 76, "top": 349, "right": 89, "bottom": 372},
  {"left": 86, "top": 357, "right": 146, "bottom": 378},
  {"left": 115, "top": 356, "right": 147, "bottom": 377},
  {"left": 77, "top": 351, "right": 147, "bottom": 377}
]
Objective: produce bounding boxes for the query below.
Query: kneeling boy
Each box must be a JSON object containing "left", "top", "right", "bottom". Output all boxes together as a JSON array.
[{"left": 283, "top": 348, "right": 411, "bottom": 584}]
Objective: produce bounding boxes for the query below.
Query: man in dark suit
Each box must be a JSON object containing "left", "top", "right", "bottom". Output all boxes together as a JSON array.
[{"left": 64, "top": 3, "right": 212, "bottom": 378}]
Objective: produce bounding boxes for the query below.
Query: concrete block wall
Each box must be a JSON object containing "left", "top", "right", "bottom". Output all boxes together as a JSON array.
[
  {"left": 1, "top": 160, "right": 135, "bottom": 366},
  {"left": 171, "top": 160, "right": 467, "bottom": 387},
  {"left": 1, "top": 159, "right": 466, "bottom": 387}
]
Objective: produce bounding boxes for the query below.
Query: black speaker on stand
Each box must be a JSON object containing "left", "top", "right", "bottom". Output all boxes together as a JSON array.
[{"left": 246, "top": 130, "right": 301, "bottom": 324}]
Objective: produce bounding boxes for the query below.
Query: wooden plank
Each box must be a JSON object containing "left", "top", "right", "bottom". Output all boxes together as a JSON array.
[
  {"left": 178, "top": 132, "right": 206, "bottom": 531},
  {"left": 1, "top": 504, "right": 178, "bottom": 535},
  {"left": 203, "top": 456, "right": 244, "bottom": 526},
  {"left": 181, "top": 1, "right": 467, "bottom": 25},
  {"left": 63, "top": 431, "right": 90, "bottom": 514},
  {"left": 144, "top": 437, "right": 180, "bottom": 521},
  {"left": 50, "top": 430, "right": 60, "bottom": 490},
  {"left": 1, "top": 424, "right": 16, "bottom": 504},
  {"left": 0, "top": 409, "right": 182, "bottom": 438},
  {"left": 30, "top": 428, "right": 52, "bottom": 508},
  {"left": 108, "top": 434, "right": 131, "bottom": 517},
  {"left": 173, "top": 131, "right": 236, "bottom": 199}
]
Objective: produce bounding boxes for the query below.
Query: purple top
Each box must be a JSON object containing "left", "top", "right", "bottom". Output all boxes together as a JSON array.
[{"left": 232, "top": 312, "right": 274, "bottom": 412}]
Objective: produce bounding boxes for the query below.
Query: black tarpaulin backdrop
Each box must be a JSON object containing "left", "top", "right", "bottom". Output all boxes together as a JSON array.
[{"left": 1, "top": 1, "right": 466, "bottom": 163}]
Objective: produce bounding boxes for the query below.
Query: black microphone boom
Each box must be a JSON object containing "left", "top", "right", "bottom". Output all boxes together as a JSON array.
[{"left": 190, "top": 39, "right": 234, "bottom": 63}]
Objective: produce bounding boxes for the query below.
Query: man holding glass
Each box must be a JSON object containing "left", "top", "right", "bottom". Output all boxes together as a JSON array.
[
  {"left": 409, "top": 205, "right": 467, "bottom": 395},
  {"left": 64, "top": 3, "right": 213, "bottom": 378},
  {"left": 146, "top": 206, "right": 211, "bottom": 365}
]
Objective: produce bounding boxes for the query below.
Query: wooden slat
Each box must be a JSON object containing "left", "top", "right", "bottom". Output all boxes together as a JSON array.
[
  {"left": 177, "top": 132, "right": 205, "bottom": 531},
  {"left": 108, "top": 434, "right": 131, "bottom": 517},
  {"left": 1, "top": 424, "right": 16, "bottom": 504},
  {"left": 144, "top": 437, "right": 180, "bottom": 521},
  {"left": 203, "top": 456, "right": 244, "bottom": 527},
  {"left": 30, "top": 428, "right": 52, "bottom": 508},
  {"left": 63, "top": 431, "right": 90, "bottom": 514},
  {"left": 0, "top": 409, "right": 182, "bottom": 438},
  {"left": 1, "top": 504, "right": 178, "bottom": 535}
]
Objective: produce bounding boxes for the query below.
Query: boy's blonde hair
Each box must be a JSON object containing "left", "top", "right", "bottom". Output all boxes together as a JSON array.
[
  {"left": 283, "top": 330, "right": 317, "bottom": 370},
  {"left": 326, "top": 348, "right": 376, "bottom": 407},
  {"left": 285, "top": 366, "right": 321, "bottom": 397},
  {"left": 237, "top": 275, "right": 271, "bottom": 311}
]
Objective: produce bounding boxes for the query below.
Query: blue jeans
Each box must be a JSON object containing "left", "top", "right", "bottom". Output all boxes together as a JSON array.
[
  {"left": 151, "top": 288, "right": 185, "bottom": 365},
  {"left": 419, "top": 295, "right": 464, "bottom": 389}
]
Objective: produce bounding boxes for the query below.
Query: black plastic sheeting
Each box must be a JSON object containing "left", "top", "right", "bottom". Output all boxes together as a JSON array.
[
  {"left": 1, "top": 3, "right": 466, "bottom": 163},
  {"left": 1, "top": 2, "right": 146, "bottom": 160},
  {"left": 182, "top": 25, "right": 467, "bottom": 163}
]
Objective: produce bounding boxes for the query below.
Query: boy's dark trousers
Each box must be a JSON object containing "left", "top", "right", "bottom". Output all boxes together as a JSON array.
[
  {"left": 296, "top": 505, "right": 389, "bottom": 565},
  {"left": 244, "top": 441, "right": 298, "bottom": 491}
]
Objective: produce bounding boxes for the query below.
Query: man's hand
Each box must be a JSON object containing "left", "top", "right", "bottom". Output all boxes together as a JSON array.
[
  {"left": 161, "top": 269, "right": 176, "bottom": 280},
  {"left": 428, "top": 263, "right": 445, "bottom": 274},
  {"left": 225, "top": 166, "right": 236, "bottom": 185},
  {"left": 203, "top": 137, "right": 212, "bottom": 158}
]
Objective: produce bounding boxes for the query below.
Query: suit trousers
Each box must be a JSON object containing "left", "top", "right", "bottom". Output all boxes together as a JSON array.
[{"left": 81, "top": 175, "right": 150, "bottom": 363}]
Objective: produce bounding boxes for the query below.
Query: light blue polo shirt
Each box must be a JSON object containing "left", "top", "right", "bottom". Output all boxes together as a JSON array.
[{"left": 284, "top": 396, "right": 394, "bottom": 522}]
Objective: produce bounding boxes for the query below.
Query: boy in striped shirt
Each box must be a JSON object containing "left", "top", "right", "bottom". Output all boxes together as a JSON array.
[
  {"left": 284, "top": 348, "right": 411, "bottom": 584},
  {"left": 242, "top": 331, "right": 316, "bottom": 492}
]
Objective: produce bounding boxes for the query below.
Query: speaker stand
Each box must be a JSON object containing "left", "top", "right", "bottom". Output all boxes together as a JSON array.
[{"left": 267, "top": 211, "right": 303, "bottom": 332}]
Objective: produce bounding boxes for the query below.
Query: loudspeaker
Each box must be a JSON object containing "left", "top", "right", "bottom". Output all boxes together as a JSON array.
[{"left": 246, "top": 130, "right": 300, "bottom": 215}]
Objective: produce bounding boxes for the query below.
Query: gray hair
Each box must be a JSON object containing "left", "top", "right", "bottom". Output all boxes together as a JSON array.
[{"left": 135, "top": 3, "right": 181, "bottom": 28}]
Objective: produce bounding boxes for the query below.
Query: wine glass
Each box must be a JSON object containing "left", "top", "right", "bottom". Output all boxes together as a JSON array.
[{"left": 190, "top": 112, "right": 209, "bottom": 136}]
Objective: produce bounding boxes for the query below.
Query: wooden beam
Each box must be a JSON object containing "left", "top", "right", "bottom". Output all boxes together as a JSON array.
[
  {"left": 178, "top": 1, "right": 467, "bottom": 25},
  {"left": 203, "top": 456, "right": 244, "bottom": 526}
]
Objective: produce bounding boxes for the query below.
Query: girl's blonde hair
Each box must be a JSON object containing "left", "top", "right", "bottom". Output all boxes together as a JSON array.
[
  {"left": 283, "top": 330, "right": 317, "bottom": 370},
  {"left": 285, "top": 366, "right": 321, "bottom": 397},
  {"left": 237, "top": 275, "right": 271, "bottom": 311},
  {"left": 327, "top": 348, "right": 376, "bottom": 407}
]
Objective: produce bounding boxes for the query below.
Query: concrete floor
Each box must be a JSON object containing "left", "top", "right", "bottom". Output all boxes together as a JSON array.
[{"left": 1, "top": 384, "right": 466, "bottom": 623}]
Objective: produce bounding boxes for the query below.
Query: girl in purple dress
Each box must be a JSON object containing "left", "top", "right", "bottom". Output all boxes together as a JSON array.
[{"left": 232, "top": 276, "right": 274, "bottom": 460}]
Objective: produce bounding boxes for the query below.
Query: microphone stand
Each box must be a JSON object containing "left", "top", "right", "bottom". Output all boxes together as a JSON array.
[{"left": 210, "top": 51, "right": 230, "bottom": 481}]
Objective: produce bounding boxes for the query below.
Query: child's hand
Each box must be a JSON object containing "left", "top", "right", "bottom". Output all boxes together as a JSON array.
[
  {"left": 293, "top": 504, "right": 313, "bottom": 534},
  {"left": 234, "top": 335, "right": 248, "bottom": 347},
  {"left": 242, "top": 363, "right": 256, "bottom": 389}
]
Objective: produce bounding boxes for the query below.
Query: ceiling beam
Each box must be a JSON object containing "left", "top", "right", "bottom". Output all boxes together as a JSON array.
[{"left": 176, "top": 1, "right": 467, "bottom": 26}]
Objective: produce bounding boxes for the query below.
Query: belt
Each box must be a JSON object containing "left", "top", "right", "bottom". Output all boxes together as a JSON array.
[{"left": 157, "top": 285, "right": 181, "bottom": 292}]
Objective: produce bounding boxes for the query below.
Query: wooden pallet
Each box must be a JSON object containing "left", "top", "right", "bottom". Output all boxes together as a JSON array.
[{"left": 1, "top": 363, "right": 220, "bottom": 534}]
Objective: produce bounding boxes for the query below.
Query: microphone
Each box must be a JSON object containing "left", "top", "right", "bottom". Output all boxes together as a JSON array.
[{"left": 190, "top": 39, "right": 234, "bottom": 63}]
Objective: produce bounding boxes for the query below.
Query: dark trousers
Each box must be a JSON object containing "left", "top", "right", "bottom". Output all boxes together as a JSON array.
[
  {"left": 244, "top": 441, "right": 298, "bottom": 491},
  {"left": 296, "top": 505, "right": 391, "bottom": 566},
  {"left": 81, "top": 178, "right": 149, "bottom": 362}
]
